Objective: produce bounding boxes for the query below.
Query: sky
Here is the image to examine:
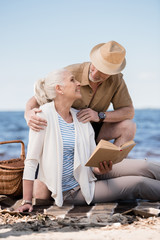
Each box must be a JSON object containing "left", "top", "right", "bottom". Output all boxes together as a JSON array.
[{"left": 0, "top": 0, "right": 160, "bottom": 110}]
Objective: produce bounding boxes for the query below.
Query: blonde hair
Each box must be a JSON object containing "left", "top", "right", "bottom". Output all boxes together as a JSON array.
[{"left": 34, "top": 68, "right": 67, "bottom": 105}]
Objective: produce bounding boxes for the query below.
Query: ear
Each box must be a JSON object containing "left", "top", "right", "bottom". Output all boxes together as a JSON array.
[{"left": 55, "top": 85, "right": 64, "bottom": 95}]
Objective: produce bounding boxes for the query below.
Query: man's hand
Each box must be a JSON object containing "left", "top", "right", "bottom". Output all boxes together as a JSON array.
[
  {"left": 77, "top": 108, "right": 99, "bottom": 123},
  {"left": 25, "top": 108, "right": 47, "bottom": 131},
  {"left": 93, "top": 160, "right": 113, "bottom": 175}
]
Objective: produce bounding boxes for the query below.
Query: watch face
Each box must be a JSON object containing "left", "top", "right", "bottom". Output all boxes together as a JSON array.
[{"left": 98, "top": 112, "right": 106, "bottom": 120}]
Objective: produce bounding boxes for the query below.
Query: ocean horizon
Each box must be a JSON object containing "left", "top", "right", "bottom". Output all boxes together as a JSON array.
[{"left": 0, "top": 109, "right": 160, "bottom": 162}]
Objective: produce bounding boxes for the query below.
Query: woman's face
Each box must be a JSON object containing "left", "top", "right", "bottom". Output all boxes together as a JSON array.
[{"left": 62, "top": 71, "right": 81, "bottom": 100}]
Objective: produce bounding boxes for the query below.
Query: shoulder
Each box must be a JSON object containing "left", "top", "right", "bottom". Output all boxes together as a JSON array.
[
  {"left": 109, "top": 73, "right": 125, "bottom": 87},
  {"left": 37, "top": 102, "right": 54, "bottom": 119},
  {"left": 111, "top": 73, "right": 123, "bottom": 82},
  {"left": 71, "top": 108, "right": 94, "bottom": 132},
  {"left": 40, "top": 102, "right": 53, "bottom": 112},
  {"left": 70, "top": 107, "right": 78, "bottom": 112},
  {"left": 70, "top": 107, "right": 79, "bottom": 115},
  {"left": 65, "top": 62, "right": 90, "bottom": 75}
]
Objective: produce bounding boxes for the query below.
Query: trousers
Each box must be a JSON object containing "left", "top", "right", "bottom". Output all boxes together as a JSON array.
[{"left": 63, "top": 158, "right": 160, "bottom": 205}]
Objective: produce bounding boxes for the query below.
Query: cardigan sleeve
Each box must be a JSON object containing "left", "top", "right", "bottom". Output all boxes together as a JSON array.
[{"left": 23, "top": 112, "right": 47, "bottom": 180}]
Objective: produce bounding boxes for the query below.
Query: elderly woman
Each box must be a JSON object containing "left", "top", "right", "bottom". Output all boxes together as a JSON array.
[{"left": 18, "top": 69, "right": 160, "bottom": 212}]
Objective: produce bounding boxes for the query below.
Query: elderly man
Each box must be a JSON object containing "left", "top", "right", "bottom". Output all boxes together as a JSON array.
[{"left": 25, "top": 40, "right": 136, "bottom": 146}]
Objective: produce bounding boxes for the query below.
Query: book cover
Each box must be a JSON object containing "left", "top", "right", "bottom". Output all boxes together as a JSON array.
[{"left": 85, "top": 140, "right": 136, "bottom": 167}]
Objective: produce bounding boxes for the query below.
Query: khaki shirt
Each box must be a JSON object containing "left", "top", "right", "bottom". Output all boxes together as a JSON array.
[{"left": 65, "top": 62, "right": 132, "bottom": 112}]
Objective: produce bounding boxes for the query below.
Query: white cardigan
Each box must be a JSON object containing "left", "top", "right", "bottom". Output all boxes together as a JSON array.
[{"left": 23, "top": 102, "right": 97, "bottom": 207}]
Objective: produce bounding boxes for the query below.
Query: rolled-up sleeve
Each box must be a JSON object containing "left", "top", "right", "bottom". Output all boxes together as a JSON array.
[{"left": 112, "top": 74, "right": 132, "bottom": 109}]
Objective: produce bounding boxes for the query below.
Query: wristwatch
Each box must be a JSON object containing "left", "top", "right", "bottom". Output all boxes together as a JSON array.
[
  {"left": 98, "top": 112, "right": 106, "bottom": 122},
  {"left": 21, "top": 199, "right": 32, "bottom": 206}
]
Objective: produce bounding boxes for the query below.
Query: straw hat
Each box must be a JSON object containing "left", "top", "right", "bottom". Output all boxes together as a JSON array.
[{"left": 90, "top": 41, "right": 126, "bottom": 75}]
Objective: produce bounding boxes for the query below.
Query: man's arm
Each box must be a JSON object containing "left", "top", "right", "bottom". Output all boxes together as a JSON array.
[
  {"left": 103, "top": 104, "right": 134, "bottom": 123},
  {"left": 24, "top": 96, "right": 47, "bottom": 131},
  {"left": 76, "top": 104, "right": 134, "bottom": 123}
]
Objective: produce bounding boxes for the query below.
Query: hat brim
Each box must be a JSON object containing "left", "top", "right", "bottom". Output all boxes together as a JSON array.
[{"left": 90, "top": 43, "right": 126, "bottom": 75}]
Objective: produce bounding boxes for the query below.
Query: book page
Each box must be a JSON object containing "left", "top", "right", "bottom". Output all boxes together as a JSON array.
[
  {"left": 121, "top": 140, "right": 136, "bottom": 150},
  {"left": 98, "top": 140, "right": 120, "bottom": 150}
]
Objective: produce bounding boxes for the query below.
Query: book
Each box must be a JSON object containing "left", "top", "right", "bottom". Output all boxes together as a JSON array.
[{"left": 85, "top": 140, "right": 136, "bottom": 167}]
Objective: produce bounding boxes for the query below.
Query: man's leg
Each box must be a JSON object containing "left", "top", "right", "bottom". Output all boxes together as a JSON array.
[
  {"left": 96, "top": 158, "right": 160, "bottom": 181},
  {"left": 92, "top": 175, "right": 160, "bottom": 203},
  {"left": 96, "top": 119, "right": 136, "bottom": 146},
  {"left": 64, "top": 174, "right": 160, "bottom": 204}
]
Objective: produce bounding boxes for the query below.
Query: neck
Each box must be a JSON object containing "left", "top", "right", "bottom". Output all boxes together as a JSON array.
[
  {"left": 89, "top": 80, "right": 102, "bottom": 92},
  {"left": 54, "top": 98, "right": 73, "bottom": 123}
]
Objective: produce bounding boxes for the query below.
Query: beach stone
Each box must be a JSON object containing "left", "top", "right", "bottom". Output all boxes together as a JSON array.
[{"left": 44, "top": 204, "right": 74, "bottom": 219}]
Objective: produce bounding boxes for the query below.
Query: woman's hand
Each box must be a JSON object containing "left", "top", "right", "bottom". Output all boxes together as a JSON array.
[
  {"left": 16, "top": 203, "right": 33, "bottom": 213},
  {"left": 93, "top": 160, "right": 113, "bottom": 175},
  {"left": 25, "top": 108, "right": 47, "bottom": 131}
]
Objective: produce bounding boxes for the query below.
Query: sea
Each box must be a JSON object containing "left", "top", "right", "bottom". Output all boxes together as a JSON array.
[{"left": 0, "top": 109, "right": 160, "bottom": 162}]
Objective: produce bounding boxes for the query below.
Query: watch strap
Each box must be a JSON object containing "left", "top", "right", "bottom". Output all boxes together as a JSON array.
[{"left": 98, "top": 112, "right": 106, "bottom": 122}]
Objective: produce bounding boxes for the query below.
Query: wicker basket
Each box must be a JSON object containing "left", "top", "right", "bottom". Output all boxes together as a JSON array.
[{"left": 0, "top": 140, "right": 25, "bottom": 197}]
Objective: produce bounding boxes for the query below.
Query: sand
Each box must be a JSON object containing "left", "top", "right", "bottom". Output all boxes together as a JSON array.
[
  {"left": 0, "top": 211, "right": 160, "bottom": 240},
  {"left": 1, "top": 197, "right": 160, "bottom": 240}
]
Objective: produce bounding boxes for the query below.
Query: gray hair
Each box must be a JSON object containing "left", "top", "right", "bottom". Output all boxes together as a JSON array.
[{"left": 34, "top": 68, "right": 67, "bottom": 105}]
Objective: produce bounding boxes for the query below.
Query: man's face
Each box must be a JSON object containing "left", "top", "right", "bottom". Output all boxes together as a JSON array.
[{"left": 89, "top": 64, "right": 110, "bottom": 83}]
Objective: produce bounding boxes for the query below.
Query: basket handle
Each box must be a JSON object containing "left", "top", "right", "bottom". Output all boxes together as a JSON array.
[{"left": 0, "top": 140, "right": 25, "bottom": 160}]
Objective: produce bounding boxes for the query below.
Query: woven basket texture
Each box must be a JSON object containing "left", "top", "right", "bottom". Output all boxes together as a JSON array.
[{"left": 0, "top": 140, "right": 25, "bottom": 197}]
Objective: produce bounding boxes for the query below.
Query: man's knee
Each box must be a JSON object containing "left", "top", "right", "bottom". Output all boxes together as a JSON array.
[
  {"left": 120, "top": 119, "right": 136, "bottom": 137},
  {"left": 96, "top": 119, "right": 136, "bottom": 144},
  {"left": 102, "top": 119, "right": 136, "bottom": 137}
]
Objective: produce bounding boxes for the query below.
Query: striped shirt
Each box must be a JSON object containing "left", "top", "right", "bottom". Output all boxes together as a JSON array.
[{"left": 58, "top": 113, "right": 79, "bottom": 192}]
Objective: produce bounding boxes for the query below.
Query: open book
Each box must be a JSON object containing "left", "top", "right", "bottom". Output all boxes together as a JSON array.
[{"left": 85, "top": 140, "right": 136, "bottom": 167}]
